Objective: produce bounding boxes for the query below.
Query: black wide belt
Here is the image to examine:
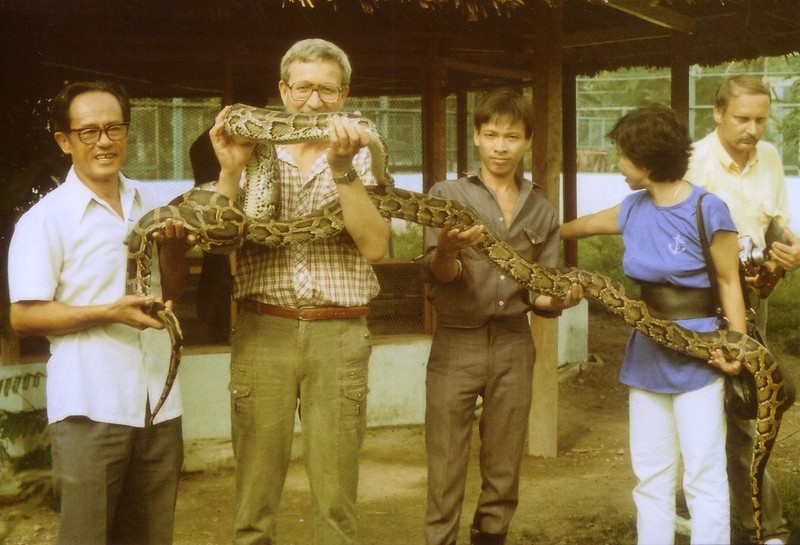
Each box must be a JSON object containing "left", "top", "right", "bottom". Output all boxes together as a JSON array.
[{"left": 638, "top": 282, "right": 716, "bottom": 320}]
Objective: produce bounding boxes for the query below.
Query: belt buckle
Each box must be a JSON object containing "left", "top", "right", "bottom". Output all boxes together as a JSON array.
[{"left": 298, "top": 306, "right": 317, "bottom": 321}]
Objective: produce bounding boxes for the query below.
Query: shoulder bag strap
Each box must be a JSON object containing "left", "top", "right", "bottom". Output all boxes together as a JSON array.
[{"left": 695, "top": 193, "right": 728, "bottom": 327}]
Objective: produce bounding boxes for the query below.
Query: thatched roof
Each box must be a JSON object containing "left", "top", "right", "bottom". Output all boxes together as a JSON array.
[{"left": 1, "top": 0, "right": 798, "bottom": 99}]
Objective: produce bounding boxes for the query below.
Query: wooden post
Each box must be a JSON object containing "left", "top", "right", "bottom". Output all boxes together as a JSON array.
[
  {"left": 527, "top": 1, "right": 564, "bottom": 458},
  {"left": 670, "top": 32, "right": 690, "bottom": 124},
  {"left": 456, "top": 91, "right": 469, "bottom": 178},
  {"left": 562, "top": 66, "right": 578, "bottom": 267},
  {"left": 421, "top": 39, "right": 448, "bottom": 334}
]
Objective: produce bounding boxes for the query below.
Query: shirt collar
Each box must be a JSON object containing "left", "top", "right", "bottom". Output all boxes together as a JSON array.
[
  {"left": 712, "top": 129, "right": 758, "bottom": 174},
  {"left": 276, "top": 144, "right": 328, "bottom": 181},
  {"left": 465, "top": 169, "right": 538, "bottom": 191},
  {"left": 62, "top": 167, "right": 140, "bottom": 224}
]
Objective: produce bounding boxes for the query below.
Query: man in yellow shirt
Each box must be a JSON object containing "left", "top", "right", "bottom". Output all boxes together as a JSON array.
[{"left": 686, "top": 74, "right": 800, "bottom": 545}]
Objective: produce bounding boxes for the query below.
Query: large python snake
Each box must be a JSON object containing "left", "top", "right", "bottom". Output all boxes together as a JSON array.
[{"left": 127, "top": 103, "right": 789, "bottom": 543}]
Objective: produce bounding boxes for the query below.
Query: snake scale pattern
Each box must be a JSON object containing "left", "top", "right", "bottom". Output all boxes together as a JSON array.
[{"left": 126, "top": 103, "right": 789, "bottom": 543}]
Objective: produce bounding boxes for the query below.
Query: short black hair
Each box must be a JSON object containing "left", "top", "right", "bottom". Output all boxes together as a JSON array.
[
  {"left": 474, "top": 89, "right": 533, "bottom": 139},
  {"left": 50, "top": 80, "right": 131, "bottom": 134},
  {"left": 607, "top": 103, "right": 692, "bottom": 182}
]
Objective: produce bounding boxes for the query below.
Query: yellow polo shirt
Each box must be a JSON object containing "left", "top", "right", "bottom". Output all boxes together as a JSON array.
[{"left": 687, "top": 130, "right": 789, "bottom": 247}]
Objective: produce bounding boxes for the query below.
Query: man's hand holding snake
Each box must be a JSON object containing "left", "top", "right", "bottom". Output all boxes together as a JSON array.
[
  {"left": 150, "top": 217, "right": 196, "bottom": 249},
  {"left": 429, "top": 225, "right": 484, "bottom": 283},
  {"left": 534, "top": 282, "right": 584, "bottom": 313},
  {"left": 327, "top": 113, "right": 370, "bottom": 177},
  {"left": 210, "top": 105, "right": 255, "bottom": 200},
  {"left": 113, "top": 295, "right": 168, "bottom": 331},
  {"left": 769, "top": 228, "right": 800, "bottom": 272}
]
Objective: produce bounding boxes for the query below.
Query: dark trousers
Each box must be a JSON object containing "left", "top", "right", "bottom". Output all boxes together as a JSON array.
[
  {"left": 425, "top": 317, "right": 534, "bottom": 545},
  {"left": 50, "top": 415, "right": 183, "bottom": 545}
]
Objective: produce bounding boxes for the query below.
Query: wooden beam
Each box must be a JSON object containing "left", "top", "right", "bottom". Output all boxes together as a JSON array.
[
  {"left": 604, "top": 0, "right": 696, "bottom": 33},
  {"left": 527, "top": 0, "right": 563, "bottom": 459},
  {"left": 442, "top": 57, "right": 532, "bottom": 82},
  {"left": 563, "top": 23, "right": 670, "bottom": 48}
]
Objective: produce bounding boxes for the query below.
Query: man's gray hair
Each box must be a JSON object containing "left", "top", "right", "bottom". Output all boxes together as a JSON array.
[{"left": 280, "top": 38, "right": 352, "bottom": 86}]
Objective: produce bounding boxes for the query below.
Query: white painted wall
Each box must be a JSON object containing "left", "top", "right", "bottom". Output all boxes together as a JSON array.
[
  {"left": 1, "top": 304, "right": 587, "bottom": 469},
  {"left": 576, "top": 174, "right": 800, "bottom": 233},
  {"left": 171, "top": 306, "right": 587, "bottom": 469}
]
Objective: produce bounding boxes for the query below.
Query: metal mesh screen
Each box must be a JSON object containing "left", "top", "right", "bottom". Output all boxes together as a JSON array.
[{"left": 126, "top": 96, "right": 440, "bottom": 344}]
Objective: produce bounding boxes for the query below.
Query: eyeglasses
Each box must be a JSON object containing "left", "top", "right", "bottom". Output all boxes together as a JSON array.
[
  {"left": 287, "top": 83, "right": 343, "bottom": 103},
  {"left": 68, "top": 122, "right": 130, "bottom": 145}
]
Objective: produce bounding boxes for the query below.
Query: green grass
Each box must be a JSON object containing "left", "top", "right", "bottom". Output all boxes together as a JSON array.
[
  {"left": 517, "top": 512, "right": 637, "bottom": 545},
  {"left": 779, "top": 473, "right": 800, "bottom": 542},
  {"left": 575, "top": 235, "right": 638, "bottom": 313},
  {"left": 765, "top": 275, "right": 800, "bottom": 353},
  {"left": 389, "top": 223, "right": 423, "bottom": 260}
]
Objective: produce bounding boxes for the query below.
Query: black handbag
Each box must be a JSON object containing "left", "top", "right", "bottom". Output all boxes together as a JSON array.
[{"left": 695, "top": 193, "right": 795, "bottom": 419}]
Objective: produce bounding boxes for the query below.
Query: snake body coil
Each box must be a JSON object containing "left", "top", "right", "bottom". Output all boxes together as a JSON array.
[{"left": 126, "top": 103, "right": 788, "bottom": 543}]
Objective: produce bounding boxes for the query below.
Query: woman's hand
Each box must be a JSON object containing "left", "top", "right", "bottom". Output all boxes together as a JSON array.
[{"left": 708, "top": 348, "right": 743, "bottom": 376}]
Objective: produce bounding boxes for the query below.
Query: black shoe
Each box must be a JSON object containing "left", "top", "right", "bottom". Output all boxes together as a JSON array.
[{"left": 470, "top": 528, "right": 506, "bottom": 545}]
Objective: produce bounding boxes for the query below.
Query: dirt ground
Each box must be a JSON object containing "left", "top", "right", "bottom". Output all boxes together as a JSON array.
[{"left": 5, "top": 311, "right": 800, "bottom": 545}]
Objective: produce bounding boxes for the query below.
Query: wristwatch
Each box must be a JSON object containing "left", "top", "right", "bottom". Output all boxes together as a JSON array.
[{"left": 332, "top": 168, "right": 358, "bottom": 185}]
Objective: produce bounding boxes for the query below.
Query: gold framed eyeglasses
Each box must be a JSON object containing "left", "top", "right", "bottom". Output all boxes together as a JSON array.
[{"left": 68, "top": 122, "right": 130, "bottom": 145}]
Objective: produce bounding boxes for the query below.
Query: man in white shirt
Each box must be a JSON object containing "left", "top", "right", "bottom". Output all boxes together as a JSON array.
[
  {"left": 686, "top": 74, "right": 800, "bottom": 545},
  {"left": 8, "top": 80, "right": 191, "bottom": 545}
]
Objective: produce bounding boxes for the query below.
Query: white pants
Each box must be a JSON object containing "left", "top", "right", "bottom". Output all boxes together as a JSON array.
[{"left": 629, "top": 378, "right": 729, "bottom": 545}]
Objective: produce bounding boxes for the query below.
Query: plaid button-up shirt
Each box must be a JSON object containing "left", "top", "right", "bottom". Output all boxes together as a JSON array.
[{"left": 233, "top": 144, "right": 381, "bottom": 308}]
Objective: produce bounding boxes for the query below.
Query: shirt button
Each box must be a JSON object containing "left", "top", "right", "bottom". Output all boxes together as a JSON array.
[
  {"left": 498, "top": 217, "right": 504, "bottom": 222},
  {"left": 498, "top": 301, "right": 505, "bottom": 306},
  {"left": 499, "top": 275, "right": 505, "bottom": 280}
]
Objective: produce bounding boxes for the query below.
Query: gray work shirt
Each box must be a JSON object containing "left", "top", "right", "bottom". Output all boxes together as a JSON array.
[{"left": 421, "top": 173, "right": 561, "bottom": 329}]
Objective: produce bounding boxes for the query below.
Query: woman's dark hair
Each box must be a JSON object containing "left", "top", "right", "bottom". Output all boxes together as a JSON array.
[
  {"left": 50, "top": 80, "right": 131, "bottom": 133},
  {"left": 474, "top": 88, "right": 534, "bottom": 139},
  {"left": 607, "top": 103, "right": 692, "bottom": 182}
]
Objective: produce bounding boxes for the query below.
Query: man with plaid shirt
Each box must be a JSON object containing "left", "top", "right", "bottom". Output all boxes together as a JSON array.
[{"left": 209, "top": 38, "right": 390, "bottom": 545}]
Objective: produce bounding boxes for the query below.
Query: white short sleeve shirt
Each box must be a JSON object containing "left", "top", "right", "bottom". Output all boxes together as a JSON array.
[{"left": 8, "top": 167, "right": 181, "bottom": 426}]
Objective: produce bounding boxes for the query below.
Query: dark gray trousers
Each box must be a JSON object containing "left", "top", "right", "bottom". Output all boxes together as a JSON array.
[{"left": 50, "top": 415, "right": 183, "bottom": 545}]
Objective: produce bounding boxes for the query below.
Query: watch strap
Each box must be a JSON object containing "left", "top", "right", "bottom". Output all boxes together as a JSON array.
[{"left": 332, "top": 168, "right": 358, "bottom": 185}]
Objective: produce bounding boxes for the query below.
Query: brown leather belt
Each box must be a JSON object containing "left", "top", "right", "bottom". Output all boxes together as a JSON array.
[
  {"left": 239, "top": 300, "right": 370, "bottom": 321},
  {"left": 638, "top": 282, "right": 716, "bottom": 320}
]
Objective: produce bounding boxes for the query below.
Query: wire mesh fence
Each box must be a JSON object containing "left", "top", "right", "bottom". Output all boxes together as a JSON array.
[{"left": 126, "top": 96, "right": 438, "bottom": 345}]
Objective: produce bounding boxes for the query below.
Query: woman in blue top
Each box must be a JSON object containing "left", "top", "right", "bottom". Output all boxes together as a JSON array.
[{"left": 562, "top": 104, "right": 746, "bottom": 545}]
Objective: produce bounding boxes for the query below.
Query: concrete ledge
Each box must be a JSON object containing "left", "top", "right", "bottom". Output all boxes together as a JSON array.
[{"left": 2, "top": 304, "right": 589, "bottom": 470}]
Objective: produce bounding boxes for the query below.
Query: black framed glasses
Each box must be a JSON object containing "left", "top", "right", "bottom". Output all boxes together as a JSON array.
[
  {"left": 68, "top": 122, "right": 130, "bottom": 145},
  {"left": 287, "top": 83, "right": 343, "bottom": 103}
]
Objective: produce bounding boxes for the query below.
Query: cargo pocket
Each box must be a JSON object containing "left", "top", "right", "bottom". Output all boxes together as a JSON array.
[
  {"left": 229, "top": 360, "right": 254, "bottom": 431},
  {"left": 341, "top": 385, "right": 369, "bottom": 432}
]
